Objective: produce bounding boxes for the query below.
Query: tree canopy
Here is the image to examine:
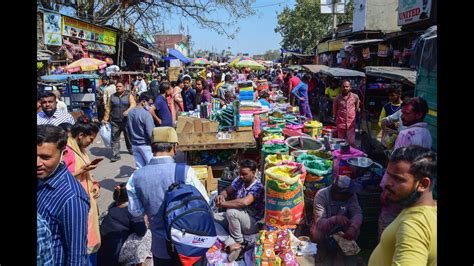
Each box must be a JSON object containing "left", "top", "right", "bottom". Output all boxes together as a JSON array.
[
  {"left": 263, "top": 49, "right": 280, "bottom": 61},
  {"left": 38, "top": 0, "right": 256, "bottom": 39},
  {"left": 274, "top": 0, "right": 353, "bottom": 54}
]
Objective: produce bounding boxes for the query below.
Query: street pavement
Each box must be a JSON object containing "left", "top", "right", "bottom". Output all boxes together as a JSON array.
[{"left": 89, "top": 135, "right": 136, "bottom": 214}]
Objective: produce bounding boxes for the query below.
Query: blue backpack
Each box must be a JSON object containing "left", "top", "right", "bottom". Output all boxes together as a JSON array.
[{"left": 164, "top": 164, "right": 217, "bottom": 265}]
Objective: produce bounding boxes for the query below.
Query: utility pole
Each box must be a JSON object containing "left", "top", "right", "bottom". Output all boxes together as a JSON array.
[{"left": 332, "top": 0, "right": 338, "bottom": 40}]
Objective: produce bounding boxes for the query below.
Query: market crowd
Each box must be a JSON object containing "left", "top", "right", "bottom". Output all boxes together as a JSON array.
[{"left": 37, "top": 63, "right": 436, "bottom": 265}]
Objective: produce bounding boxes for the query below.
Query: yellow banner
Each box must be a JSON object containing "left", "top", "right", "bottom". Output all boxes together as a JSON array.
[
  {"left": 318, "top": 42, "right": 329, "bottom": 54},
  {"left": 62, "top": 16, "right": 117, "bottom": 46},
  {"left": 328, "top": 39, "right": 346, "bottom": 52}
]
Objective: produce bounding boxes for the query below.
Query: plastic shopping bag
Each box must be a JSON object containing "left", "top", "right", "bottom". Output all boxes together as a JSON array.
[{"left": 99, "top": 123, "right": 112, "bottom": 148}]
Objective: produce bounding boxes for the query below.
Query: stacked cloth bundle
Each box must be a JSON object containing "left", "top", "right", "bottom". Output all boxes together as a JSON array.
[
  {"left": 238, "top": 81, "right": 254, "bottom": 101},
  {"left": 238, "top": 101, "right": 263, "bottom": 128}
]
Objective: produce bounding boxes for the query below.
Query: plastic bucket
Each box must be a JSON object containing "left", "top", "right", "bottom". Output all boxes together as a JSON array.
[
  {"left": 303, "top": 120, "right": 323, "bottom": 138},
  {"left": 285, "top": 136, "right": 324, "bottom": 153}
]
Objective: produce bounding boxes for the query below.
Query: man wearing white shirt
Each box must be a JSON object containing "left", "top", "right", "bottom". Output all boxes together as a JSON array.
[
  {"left": 52, "top": 89, "right": 68, "bottom": 113},
  {"left": 136, "top": 74, "right": 148, "bottom": 96},
  {"left": 378, "top": 97, "right": 432, "bottom": 238}
]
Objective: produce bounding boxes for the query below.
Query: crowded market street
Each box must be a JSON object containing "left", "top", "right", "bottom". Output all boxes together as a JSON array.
[{"left": 37, "top": 1, "right": 437, "bottom": 265}]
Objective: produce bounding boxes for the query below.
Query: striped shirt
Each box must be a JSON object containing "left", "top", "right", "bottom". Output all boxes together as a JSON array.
[
  {"left": 37, "top": 109, "right": 75, "bottom": 126},
  {"left": 37, "top": 213, "right": 54, "bottom": 266},
  {"left": 37, "top": 163, "right": 90, "bottom": 265}
]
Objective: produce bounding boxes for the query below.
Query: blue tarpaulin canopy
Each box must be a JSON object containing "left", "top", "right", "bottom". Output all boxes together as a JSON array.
[
  {"left": 40, "top": 74, "right": 100, "bottom": 82},
  {"left": 168, "top": 49, "right": 192, "bottom": 64}
]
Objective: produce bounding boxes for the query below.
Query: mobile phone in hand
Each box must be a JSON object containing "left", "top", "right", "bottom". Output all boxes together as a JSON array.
[{"left": 90, "top": 157, "right": 104, "bottom": 165}]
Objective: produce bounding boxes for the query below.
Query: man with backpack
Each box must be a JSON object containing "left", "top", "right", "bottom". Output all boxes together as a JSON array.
[{"left": 126, "top": 127, "right": 214, "bottom": 266}]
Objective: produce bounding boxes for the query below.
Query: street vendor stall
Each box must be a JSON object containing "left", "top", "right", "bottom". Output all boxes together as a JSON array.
[
  {"left": 39, "top": 74, "right": 100, "bottom": 118},
  {"left": 317, "top": 67, "right": 366, "bottom": 124},
  {"left": 108, "top": 71, "right": 144, "bottom": 91},
  {"left": 363, "top": 66, "right": 416, "bottom": 138}
]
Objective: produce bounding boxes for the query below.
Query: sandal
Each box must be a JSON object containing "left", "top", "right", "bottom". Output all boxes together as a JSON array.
[{"left": 227, "top": 246, "right": 243, "bottom": 262}]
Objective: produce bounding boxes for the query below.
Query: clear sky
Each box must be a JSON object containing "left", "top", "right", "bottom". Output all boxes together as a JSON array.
[
  {"left": 163, "top": 0, "right": 296, "bottom": 56},
  {"left": 59, "top": 1, "right": 296, "bottom": 56}
]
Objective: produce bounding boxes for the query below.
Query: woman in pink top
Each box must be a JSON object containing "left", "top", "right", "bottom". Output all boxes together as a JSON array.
[
  {"left": 170, "top": 80, "right": 184, "bottom": 124},
  {"left": 63, "top": 116, "right": 102, "bottom": 264}
]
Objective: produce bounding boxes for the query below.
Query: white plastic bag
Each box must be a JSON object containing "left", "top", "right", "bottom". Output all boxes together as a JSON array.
[{"left": 99, "top": 123, "right": 112, "bottom": 148}]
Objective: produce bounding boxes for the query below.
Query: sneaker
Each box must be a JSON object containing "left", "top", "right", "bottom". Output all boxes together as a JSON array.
[{"left": 110, "top": 156, "right": 121, "bottom": 162}]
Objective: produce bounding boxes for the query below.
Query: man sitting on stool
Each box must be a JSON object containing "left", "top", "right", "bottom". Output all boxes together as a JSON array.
[{"left": 214, "top": 159, "right": 264, "bottom": 262}]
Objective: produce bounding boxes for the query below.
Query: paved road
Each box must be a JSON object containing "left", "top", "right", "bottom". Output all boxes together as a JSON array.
[{"left": 88, "top": 135, "right": 136, "bottom": 214}]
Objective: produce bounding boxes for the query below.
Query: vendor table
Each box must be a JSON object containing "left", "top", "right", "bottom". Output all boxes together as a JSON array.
[{"left": 177, "top": 131, "right": 256, "bottom": 151}]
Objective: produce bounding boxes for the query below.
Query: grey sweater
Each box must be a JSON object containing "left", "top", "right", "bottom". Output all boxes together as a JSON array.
[{"left": 126, "top": 107, "right": 154, "bottom": 146}]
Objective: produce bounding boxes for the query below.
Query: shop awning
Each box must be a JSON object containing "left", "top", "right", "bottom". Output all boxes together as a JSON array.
[
  {"left": 320, "top": 67, "right": 365, "bottom": 78},
  {"left": 168, "top": 48, "right": 192, "bottom": 64},
  {"left": 41, "top": 74, "right": 100, "bottom": 82},
  {"left": 348, "top": 39, "right": 384, "bottom": 46},
  {"left": 129, "top": 40, "right": 161, "bottom": 59},
  {"left": 302, "top": 64, "right": 330, "bottom": 74},
  {"left": 364, "top": 66, "right": 417, "bottom": 86}
]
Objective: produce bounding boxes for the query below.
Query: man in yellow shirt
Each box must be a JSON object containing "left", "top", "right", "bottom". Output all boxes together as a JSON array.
[
  {"left": 324, "top": 79, "right": 342, "bottom": 101},
  {"left": 369, "top": 145, "right": 437, "bottom": 266}
]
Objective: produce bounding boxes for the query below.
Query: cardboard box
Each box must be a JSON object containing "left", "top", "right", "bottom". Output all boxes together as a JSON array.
[
  {"left": 238, "top": 126, "right": 253, "bottom": 131},
  {"left": 177, "top": 117, "right": 196, "bottom": 134},
  {"left": 209, "top": 121, "right": 219, "bottom": 132},
  {"left": 201, "top": 120, "right": 211, "bottom": 132},
  {"left": 194, "top": 119, "right": 203, "bottom": 133},
  {"left": 191, "top": 165, "right": 217, "bottom": 195}
]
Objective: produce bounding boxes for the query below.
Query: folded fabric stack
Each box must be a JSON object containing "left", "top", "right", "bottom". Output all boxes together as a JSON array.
[
  {"left": 239, "top": 81, "right": 254, "bottom": 101},
  {"left": 237, "top": 81, "right": 258, "bottom": 128}
]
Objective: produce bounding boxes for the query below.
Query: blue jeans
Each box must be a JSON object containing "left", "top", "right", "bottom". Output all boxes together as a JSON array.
[
  {"left": 87, "top": 252, "right": 97, "bottom": 266},
  {"left": 132, "top": 145, "right": 153, "bottom": 169}
]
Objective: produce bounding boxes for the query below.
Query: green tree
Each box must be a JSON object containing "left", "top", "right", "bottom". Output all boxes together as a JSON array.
[
  {"left": 275, "top": 0, "right": 353, "bottom": 54},
  {"left": 263, "top": 49, "right": 281, "bottom": 61},
  {"left": 38, "top": 0, "right": 256, "bottom": 39}
]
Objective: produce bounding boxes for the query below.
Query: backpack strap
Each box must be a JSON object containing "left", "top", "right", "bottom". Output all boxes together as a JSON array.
[{"left": 174, "top": 163, "right": 187, "bottom": 185}]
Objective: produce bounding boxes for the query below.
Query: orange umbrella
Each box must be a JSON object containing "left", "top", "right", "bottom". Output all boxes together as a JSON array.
[{"left": 65, "top": 57, "right": 108, "bottom": 73}]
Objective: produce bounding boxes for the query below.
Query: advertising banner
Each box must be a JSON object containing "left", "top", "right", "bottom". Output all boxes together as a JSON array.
[
  {"left": 62, "top": 16, "right": 117, "bottom": 46},
  {"left": 377, "top": 44, "right": 388, "bottom": 57},
  {"left": 44, "top": 12, "right": 62, "bottom": 46},
  {"left": 398, "top": 0, "right": 432, "bottom": 26}
]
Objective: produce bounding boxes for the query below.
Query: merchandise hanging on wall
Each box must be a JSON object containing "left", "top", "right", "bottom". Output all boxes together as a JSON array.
[
  {"left": 362, "top": 47, "right": 370, "bottom": 59},
  {"left": 44, "top": 12, "right": 62, "bottom": 46}
]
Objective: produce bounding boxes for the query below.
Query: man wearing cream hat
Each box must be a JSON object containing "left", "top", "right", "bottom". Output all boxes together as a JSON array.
[
  {"left": 310, "top": 175, "right": 363, "bottom": 263},
  {"left": 126, "top": 127, "right": 209, "bottom": 264}
]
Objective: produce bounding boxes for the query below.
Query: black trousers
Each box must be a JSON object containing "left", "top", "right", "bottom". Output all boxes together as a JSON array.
[{"left": 110, "top": 119, "right": 132, "bottom": 158}]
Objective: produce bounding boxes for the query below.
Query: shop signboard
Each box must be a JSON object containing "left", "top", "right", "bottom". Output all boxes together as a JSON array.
[
  {"left": 320, "top": 0, "right": 346, "bottom": 14},
  {"left": 317, "top": 41, "right": 330, "bottom": 54},
  {"left": 44, "top": 12, "right": 62, "bottom": 46},
  {"left": 398, "top": 0, "right": 432, "bottom": 26},
  {"left": 62, "top": 16, "right": 117, "bottom": 46},
  {"left": 328, "top": 39, "right": 346, "bottom": 52},
  {"left": 377, "top": 44, "right": 388, "bottom": 57}
]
